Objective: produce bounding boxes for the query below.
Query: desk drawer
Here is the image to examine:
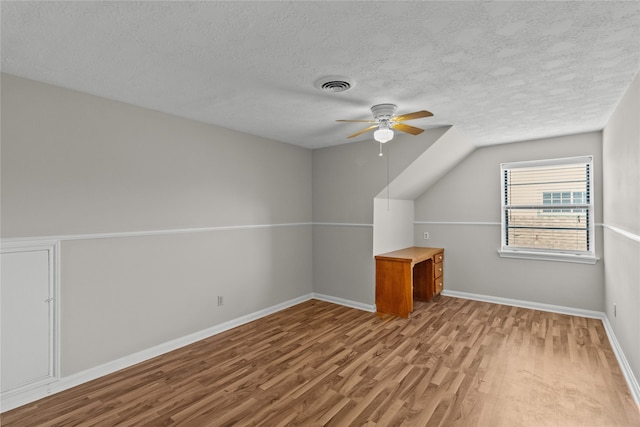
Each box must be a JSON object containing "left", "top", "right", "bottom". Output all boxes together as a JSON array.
[
  {"left": 435, "top": 252, "right": 444, "bottom": 263},
  {"left": 434, "top": 262, "right": 443, "bottom": 279},
  {"left": 435, "top": 277, "right": 444, "bottom": 295}
]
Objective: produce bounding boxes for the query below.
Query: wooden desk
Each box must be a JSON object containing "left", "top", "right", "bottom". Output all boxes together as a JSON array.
[{"left": 375, "top": 247, "right": 444, "bottom": 318}]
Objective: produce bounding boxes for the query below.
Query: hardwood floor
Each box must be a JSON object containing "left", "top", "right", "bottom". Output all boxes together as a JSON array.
[{"left": 2, "top": 297, "right": 639, "bottom": 426}]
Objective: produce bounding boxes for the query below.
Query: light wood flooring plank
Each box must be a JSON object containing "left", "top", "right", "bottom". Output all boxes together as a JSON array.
[{"left": 2, "top": 297, "right": 639, "bottom": 426}]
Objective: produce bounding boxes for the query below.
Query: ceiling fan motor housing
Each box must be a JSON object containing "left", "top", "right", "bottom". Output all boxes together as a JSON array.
[{"left": 371, "top": 104, "right": 397, "bottom": 121}]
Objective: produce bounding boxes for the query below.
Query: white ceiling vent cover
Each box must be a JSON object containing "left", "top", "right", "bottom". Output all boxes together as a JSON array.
[{"left": 314, "top": 76, "right": 355, "bottom": 93}]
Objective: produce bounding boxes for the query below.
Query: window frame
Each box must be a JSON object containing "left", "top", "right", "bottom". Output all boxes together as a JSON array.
[{"left": 499, "top": 155, "right": 598, "bottom": 264}]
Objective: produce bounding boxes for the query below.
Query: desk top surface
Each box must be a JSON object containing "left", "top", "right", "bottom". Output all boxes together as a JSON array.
[{"left": 375, "top": 246, "right": 443, "bottom": 264}]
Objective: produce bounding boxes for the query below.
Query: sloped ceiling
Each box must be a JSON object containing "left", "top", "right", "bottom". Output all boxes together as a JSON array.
[
  {"left": 377, "top": 127, "right": 476, "bottom": 200},
  {"left": 2, "top": 1, "right": 639, "bottom": 149}
]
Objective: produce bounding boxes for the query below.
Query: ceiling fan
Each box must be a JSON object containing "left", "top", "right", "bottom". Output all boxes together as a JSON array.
[{"left": 337, "top": 104, "right": 433, "bottom": 143}]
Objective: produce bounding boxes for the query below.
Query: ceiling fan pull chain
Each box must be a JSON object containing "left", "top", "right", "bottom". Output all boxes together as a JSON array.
[
  {"left": 379, "top": 142, "right": 383, "bottom": 157},
  {"left": 386, "top": 146, "right": 390, "bottom": 210}
]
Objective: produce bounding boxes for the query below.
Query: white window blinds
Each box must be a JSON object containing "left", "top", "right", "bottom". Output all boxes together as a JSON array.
[{"left": 501, "top": 156, "right": 594, "bottom": 255}]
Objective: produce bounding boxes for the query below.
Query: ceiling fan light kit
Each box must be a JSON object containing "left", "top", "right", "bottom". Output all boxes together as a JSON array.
[
  {"left": 337, "top": 103, "right": 433, "bottom": 145},
  {"left": 374, "top": 122, "right": 394, "bottom": 143}
]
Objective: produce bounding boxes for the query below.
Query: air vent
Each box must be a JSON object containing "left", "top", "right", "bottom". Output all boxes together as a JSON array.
[
  {"left": 314, "top": 76, "right": 355, "bottom": 93},
  {"left": 321, "top": 80, "right": 351, "bottom": 92}
]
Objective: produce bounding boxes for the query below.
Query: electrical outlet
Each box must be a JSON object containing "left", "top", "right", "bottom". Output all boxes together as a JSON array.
[
  {"left": 614, "top": 303, "right": 616, "bottom": 317},
  {"left": 423, "top": 232, "right": 429, "bottom": 240},
  {"left": 218, "top": 296, "right": 224, "bottom": 306}
]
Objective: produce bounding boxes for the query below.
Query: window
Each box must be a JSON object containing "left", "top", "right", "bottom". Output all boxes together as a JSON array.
[
  {"left": 499, "top": 156, "right": 597, "bottom": 263},
  {"left": 542, "top": 191, "right": 586, "bottom": 213}
]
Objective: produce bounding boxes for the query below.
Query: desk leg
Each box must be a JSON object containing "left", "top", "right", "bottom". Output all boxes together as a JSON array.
[{"left": 375, "top": 260, "right": 412, "bottom": 318}]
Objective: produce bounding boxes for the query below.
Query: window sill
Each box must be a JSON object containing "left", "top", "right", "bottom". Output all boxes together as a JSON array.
[{"left": 497, "top": 249, "right": 599, "bottom": 264}]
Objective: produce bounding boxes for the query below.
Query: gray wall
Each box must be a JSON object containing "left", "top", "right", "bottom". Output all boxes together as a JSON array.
[
  {"left": 414, "top": 132, "right": 604, "bottom": 311},
  {"left": 603, "top": 71, "right": 640, "bottom": 384},
  {"left": 1, "top": 74, "right": 313, "bottom": 375},
  {"left": 312, "top": 128, "right": 449, "bottom": 305},
  {"left": 4, "top": 69, "right": 637, "bottom": 387}
]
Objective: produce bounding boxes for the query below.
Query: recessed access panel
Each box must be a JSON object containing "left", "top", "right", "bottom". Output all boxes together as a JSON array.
[{"left": 1, "top": 248, "right": 55, "bottom": 393}]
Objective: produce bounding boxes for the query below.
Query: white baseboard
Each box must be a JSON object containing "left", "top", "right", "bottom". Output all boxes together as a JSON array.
[
  {"left": 601, "top": 316, "right": 640, "bottom": 406},
  {"left": 442, "top": 289, "right": 640, "bottom": 405},
  {"left": 442, "top": 290, "right": 603, "bottom": 318},
  {"left": 312, "top": 292, "right": 376, "bottom": 312},
  {"left": 1, "top": 293, "right": 314, "bottom": 413}
]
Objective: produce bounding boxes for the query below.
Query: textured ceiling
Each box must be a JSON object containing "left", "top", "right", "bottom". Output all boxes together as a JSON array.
[{"left": 2, "top": 1, "right": 639, "bottom": 149}]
